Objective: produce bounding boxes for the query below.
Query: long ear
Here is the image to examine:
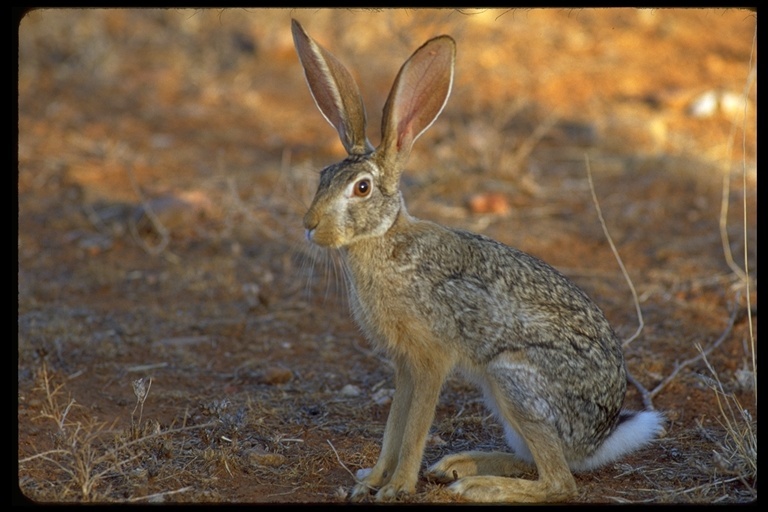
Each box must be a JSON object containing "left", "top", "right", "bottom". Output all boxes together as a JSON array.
[
  {"left": 291, "top": 19, "right": 374, "bottom": 156},
  {"left": 378, "top": 35, "right": 455, "bottom": 193}
]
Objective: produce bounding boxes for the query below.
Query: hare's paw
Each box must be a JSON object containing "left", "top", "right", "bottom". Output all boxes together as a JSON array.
[
  {"left": 348, "top": 468, "right": 415, "bottom": 502},
  {"left": 374, "top": 480, "right": 416, "bottom": 502},
  {"left": 348, "top": 468, "right": 374, "bottom": 501},
  {"left": 348, "top": 482, "right": 373, "bottom": 501},
  {"left": 348, "top": 467, "right": 388, "bottom": 501},
  {"left": 426, "top": 452, "right": 481, "bottom": 483},
  {"left": 428, "top": 450, "right": 530, "bottom": 483},
  {"left": 448, "top": 476, "right": 506, "bottom": 502},
  {"left": 448, "top": 475, "right": 576, "bottom": 503}
]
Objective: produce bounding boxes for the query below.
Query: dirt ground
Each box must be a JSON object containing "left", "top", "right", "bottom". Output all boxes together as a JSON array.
[{"left": 17, "top": 8, "right": 756, "bottom": 504}]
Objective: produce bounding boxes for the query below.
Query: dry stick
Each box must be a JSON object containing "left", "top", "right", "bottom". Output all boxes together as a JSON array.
[
  {"left": 38, "top": 363, "right": 77, "bottom": 430},
  {"left": 128, "top": 486, "right": 194, "bottom": 503},
  {"left": 131, "top": 377, "right": 152, "bottom": 436},
  {"left": 740, "top": 27, "right": 757, "bottom": 401},
  {"left": 607, "top": 475, "right": 745, "bottom": 504},
  {"left": 584, "top": 156, "right": 651, "bottom": 409},
  {"left": 326, "top": 439, "right": 359, "bottom": 481},
  {"left": 506, "top": 112, "right": 559, "bottom": 176},
  {"left": 697, "top": 343, "right": 756, "bottom": 480},
  {"left": 266, "top": 486, "right": 305, "bottom": 498},
  {"left": 633, "top": 26, "right": 757, "bottom": 415},
  {"left": 18, "top": 420, "right": 220, "bottom": 465},
  {"left": 717, "top": 24, "right": 756, "bottom": 404},
  {"left": 718, "top": 29, "right": 756, "bottom": 284},
  {"left": 82, "top": 202, "right": 111, "bottom": 234},
  {"left": 625, "top": 371, "right": 654, "bottom": 412},
  {"left": 126, "top": 163, "right": 172, "bottom": 257},
  {"left": 715, "top": 23, "right": 757, "bottom": 410},
  {"left": 647, "top": 299, "right": 739, "bottom": 402},
  {"left": 225, "top": 175, "right": 283, "bottom": 241},
  {"left": 326, "top": 439, "right": 376, "bottom": 491},
  {"left": 718, "top": 176, "right": 748, "bottom": 282},
  {"left": 584, "top": 155, "right": 644, "bottom": 348}
]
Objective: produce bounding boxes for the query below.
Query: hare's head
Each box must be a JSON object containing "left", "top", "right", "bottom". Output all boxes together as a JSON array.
[{"left": 291, "top": 19, "right": 455, "bottom": 248}]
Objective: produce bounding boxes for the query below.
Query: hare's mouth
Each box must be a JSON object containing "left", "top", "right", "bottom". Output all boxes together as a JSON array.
[{"left": 305, "top": 228, "right": 345, "bottom": 249}]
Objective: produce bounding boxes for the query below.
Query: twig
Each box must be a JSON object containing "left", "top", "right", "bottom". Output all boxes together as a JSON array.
[
  {"left": 127, "top": 486, "right": 194, "bottom": 502},
  {"left": 507, "top": 112, "right": 558, "bottom": 172},
  {"left": 126, "top": 362, "right": 169, "bottom": 373},
  {"left": 647, "top": 298, "right": 739, "bottom": 401},
  {"left": 126, "top": 163, "right": 172, "bottom": 257},
  {"left": 326, "top": 439, "right": 375, "bottom": 491},
  {"left": 677, "top": 476, "right": 744, "bottom": 496},
  {"left": 266, "top": 486, "right": 304, "bottom": 498},
  {"left": 626, "top": 371, "right": 654, "bottom": 411},
  {"left": 81, "top": 202, "right": 112, "bottom": 235},
  {"left": 110, "top": 420, "right": 220, "bottom": 455},
  {"left": 718, "top": 25, "right": 755, "bottom": 284},
  {"left": 740, "top": 26, "right": 757, "bottom": 401},
  {"left": 717, "top": 23, "right": 756, "bottom": 405},
  {"left": 19, "top": 449, "right": 76, "bottom": 465},
  {"left": 19, "top": 420, "right": 220, "bottom": 466},
  {"left": 131, "top": 377, "right": 152, "bottom": 431},
  {"left": 584, "top": 155, "right": 644, "bottom": 348},
  {"left": 584, "top": 155, "right": 652, "bottom": 409},
  {"left": 718, "top": 175, "right": 748, "bottom": 282},
  {"left": 326, "top": 439, "right": 358, "bottom": 482},
  {"left": 697, "top": 343, "right": 756, "bottom": 489}
]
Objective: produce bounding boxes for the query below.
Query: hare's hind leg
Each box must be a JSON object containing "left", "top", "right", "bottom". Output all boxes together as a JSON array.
[
  {"left": 445, "top": 426, "right": 576, "bottom": 503},
  {"left": 432, "top": 362, "right": 577, "bottom": 502},
  {"left": 427, "top": 426, "right": 575, "bottom": 502},
  {"left": 426, "top": 450, "right": 532, "bottom": 483}
]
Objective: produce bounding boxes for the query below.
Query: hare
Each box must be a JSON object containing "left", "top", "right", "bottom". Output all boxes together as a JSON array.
[{"left": 291, "top": 19, "right": 663, "bottom": 503}]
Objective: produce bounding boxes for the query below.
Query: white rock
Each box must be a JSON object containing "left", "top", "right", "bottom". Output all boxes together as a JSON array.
[
  {"left": 371, "top": 387, "right": 394, "bottom": 406},
  {"left": 688, "top": 90, "right": 718, "bottom": 117},
  {"left": 340, "top": 384, "right": 362, "bottom": 397}
]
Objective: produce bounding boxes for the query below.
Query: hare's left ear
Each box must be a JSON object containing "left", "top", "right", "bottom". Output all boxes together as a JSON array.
[
  {"left": 377, "top": 35, "right": 455, "bottom": 194},
  {"left": 291, "top": 19, "right": 374, "bottom": 156}
]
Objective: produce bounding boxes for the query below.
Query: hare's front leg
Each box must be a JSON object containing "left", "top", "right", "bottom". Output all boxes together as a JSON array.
[
  {"left": 349, "top": 362, "right": 413, "bottom": 500},
  {"left": 350, "top": 357, "right": 447, "bottom": 501}
]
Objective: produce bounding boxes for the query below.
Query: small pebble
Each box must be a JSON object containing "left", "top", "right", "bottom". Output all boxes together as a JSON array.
[
  {"left": 246, "top": 449, "right": 286, "bottom": 468},
  {"left": 254, "top": 367, "right": 292, "bottom": 385},
  {"left": 467, "top": 192, "right": 511, "bottom": 215},
  {"left": 340, "top": 384, "right": 361, "bottom": 397},
  {"left": 371, "top": 388, "right": 394, "bottom": 406}
]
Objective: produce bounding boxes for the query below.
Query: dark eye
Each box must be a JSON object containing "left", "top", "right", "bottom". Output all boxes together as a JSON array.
[{"left": 353, "top": 178, "right": 371, "bottom": 197}]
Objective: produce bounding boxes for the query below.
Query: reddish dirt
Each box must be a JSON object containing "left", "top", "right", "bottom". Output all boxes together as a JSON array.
[{"left": 17, "top": 8, "right": 755, "bottom": 504}]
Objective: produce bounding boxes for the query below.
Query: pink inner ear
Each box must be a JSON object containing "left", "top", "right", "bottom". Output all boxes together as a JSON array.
[
  {"left": 397, "top": 116, "right": 413, "bottom": 151},
  {"left": 392, "top": 45, "right": 452, "bottom": 153}
]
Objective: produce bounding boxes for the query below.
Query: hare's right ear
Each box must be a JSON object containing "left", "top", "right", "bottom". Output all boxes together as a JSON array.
[{"left": 291, "top": 19, "right": 374, "bottom": 156}]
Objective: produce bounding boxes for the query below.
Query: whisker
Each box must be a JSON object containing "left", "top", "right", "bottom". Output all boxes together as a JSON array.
[
  {"left": 326, "top": 248, "right": 341, "bottom": 304},
  {"left": 338, "top": 251, "right": 353, "bottom": 308}
]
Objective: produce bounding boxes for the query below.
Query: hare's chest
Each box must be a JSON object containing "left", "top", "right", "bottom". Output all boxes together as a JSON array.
[{"left": 345, "top": 256, "right": 437, "bottom": 354}]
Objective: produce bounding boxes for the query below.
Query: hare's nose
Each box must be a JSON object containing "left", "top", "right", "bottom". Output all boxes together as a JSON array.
[
  {"left": 303, "top": 211, "right": 320, "bottom": 242},
  {"left": 304, "top": 211, "right": 319, "bottom": 231}
]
